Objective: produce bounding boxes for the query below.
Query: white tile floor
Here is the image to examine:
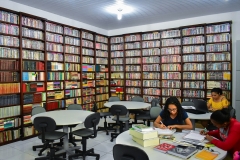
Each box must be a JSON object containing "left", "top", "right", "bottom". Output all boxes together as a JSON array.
[{"left": 0, "top": 117, "right": 135, "bottom": 160}]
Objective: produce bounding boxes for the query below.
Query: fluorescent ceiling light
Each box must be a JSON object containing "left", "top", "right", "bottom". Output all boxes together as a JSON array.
[{"left": 106, "top": 4, "right": 134, "bottom": 14}]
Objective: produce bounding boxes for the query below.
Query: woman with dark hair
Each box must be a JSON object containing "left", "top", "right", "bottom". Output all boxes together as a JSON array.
[
  {"left": 154, "top": 97, "right": 192, "bottom": 130},
  {"left": 200, "top": 108, "right": 240, "bottom": 154},
  {"left": 207, "top": 88, "right": 229, "bottom": 111}
]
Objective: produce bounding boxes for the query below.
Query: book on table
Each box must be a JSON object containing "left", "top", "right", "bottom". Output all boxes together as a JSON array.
[
  {"left": 129, "top": 128, "right": 158, "bottom": 140},
  {"left": 183, "top": 130, "right": 205, "bottom": 143},
  {"left": 153, "top": 143, "right": 175, "bottom": 153},
  {"left": 154, "top": 128, "right": 176, "bottom": 135},
  {"left": 132, "top": 135, "right": 159, "bottom": 147},
  {"left": 195, "top": 150, "right": 218, "bottom": 160},
  {"left": 132, "top": 124, "right": 154, "bottom": 132},
  {"left": 167, "top": 145, "right": 198, "bottom": 159}
]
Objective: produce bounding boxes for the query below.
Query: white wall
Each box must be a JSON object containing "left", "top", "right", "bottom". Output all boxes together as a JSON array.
[
  {"left": 109, "top": 11, "right": 240, "bottom": 120},
  {"left": 1, "top": 0, "right": 108, "bottom": 35}
]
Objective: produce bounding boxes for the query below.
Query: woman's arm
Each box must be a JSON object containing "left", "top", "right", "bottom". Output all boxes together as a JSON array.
[
  {"left": 154, "top": 115, "right": 166, "bottom": 129},
  {"left": 207, "top": 98, "right": 212, "bottom": 109},
  {"left": 168, "top": 118, "right": 193, "bottom": 130},
  {"left": 221, "top": 97, "right": 229, "bottom": 108}
]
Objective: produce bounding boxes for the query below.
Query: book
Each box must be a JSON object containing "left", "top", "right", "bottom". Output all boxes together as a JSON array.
[
  {"left": 195, "top": 150, "right": 218, "bottom": 160},
  {"left": 159, "top": 135, "right": 175, "bottom": 140},
  {"left": 154, "top": 143, "right": 175, "bottom": 153},
  {"left": 155, "top": 128, "right": 176, "bottom": 135},
  {"left": 167, "top": 145, "right": 198, "bottom": 159},
  {"left": 183, "top": 131, "right": 205, "bottom": 142},
  {"left": 129, "top": 128, "right": 158, "bottom": 140},
  {"left": 132, "top": 136, "right": 159, "bottom": 147},
  {"left": 132, "top": 124, "right": 154, "bottom": 132}
]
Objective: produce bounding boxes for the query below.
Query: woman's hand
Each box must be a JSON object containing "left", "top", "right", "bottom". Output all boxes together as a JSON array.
[
  {"left": 205, "top": 134, "right": 214, "bottom": 142},
  {"left": 167, "top": 125, "right": 177, "bottom": 130},
  {"left": 159, "top": 123, "right": 167, "bottom": 129},
  {"left": 200, "top": 130, "right": 207, "bottom": 135}
]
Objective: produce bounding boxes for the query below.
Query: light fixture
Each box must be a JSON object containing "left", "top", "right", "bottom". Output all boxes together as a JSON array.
[{"left": 117, "top": 8, "right": 123, "bottom": 20}]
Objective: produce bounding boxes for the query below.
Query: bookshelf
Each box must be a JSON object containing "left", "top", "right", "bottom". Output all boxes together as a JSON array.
[
  {"left": 0, "top": 8, "right": 21, "bottom": 144},
  {"left": 124, "top": 33, "right": 142, "bottom": 100},
  {"left": 110, "top": 36, "right": 124, "bottom": 100},
  {"left": 20, "top": 13, "right": 45, "bottom": 139},
  {"left": 95, "top": 34, "right": 109, "bottom": 109},
  {"left": 64, "top": 25, "right": 81, "bottom": 108},
  {"left": 81, "top": 30, "right": 95, "bottom": 110}
]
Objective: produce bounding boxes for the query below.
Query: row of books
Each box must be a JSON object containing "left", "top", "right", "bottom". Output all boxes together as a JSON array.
[
  {"left": 46, "top": 32, "right": 63, "bottom": 43},
  {"left": 143, "top": 56, "right": 161, "bottom": 63},
  {"left": 22, "top": 82, "right": 44, "bottom": 92},
  {"left": 0, "top": 94, "right": 20, "bottom": 107},
  {"left": 142, "top": 41, "right": 160, "bottom": 48},
  {"left": 161, "top": 64, "right": 181, "bottom": 71},
  {"left": 162, "top": 80, "right": 181, "bottom": 88},
  {"left": 183, "top": 90, "right": 205, "bottom": 98},
  {"left": 0, "top": 72, "right": 18, "bottom": 82},
  {"left": 22, "top": 27, "right": 43, "bottom": 40},
  {"left": 125, "top": 73, "right": 141, "bottom": 79},
  {"left": 143, "top": 95, "right": 160, "bottom": 102},
  {"left": 143, "top": 72, "right": 161, "bottom": 79},
  {"left": 82, "top": 88, "right": 95, "bottom": 96},
  {"left": 82, "top": 31, "right": 93, "bottom": 40},
  {"left": 125, "top": 34, "right": 141, "bottom": 42},
  {"left": 0, "top": 105, "right": 20, "bottom": 119},
  {"left": 182, "top": 27, "right": 204, "bottom": 36},
  {"left": 22, "top": 17, "right": 43, "bottom": 29},
  {"left": 182, "top": 36, "right": 205, "bottom": 44},
  {"left": 65, "top": 54, "right": 80, "bottom": 62},
  {"left": 23, "top": 126, "right": 37, "bottom": 137},
  {"left": 47, "top": 72, "right": 64, "bottom": 80},
  {"left": 47, "top": 91, "right": 64, "bottom": 100},
  {"left": 206, "top": 33, "right": 230, "bottom": 43},
  {"left": 126, "top": 65, "right": 141, "bottom": 71},
  {"left": 95, "top": 35, "right": 108, "bottom": 43},
  {"left": 142, "top": 32, "right": 161, "bottom": 40},
  {"left": 0, "top": 23, "right": 19, "bottom": 35},
  {"left": 0, "top": 11, "right": 19, "bottom": 24},
  {"left": 0, "top": 35, "right": 19, "bottom": 47},
  {"left": 23, "top": 50, "right": 44, "bottom": 60},
  {"left": 96, "top": 43, "right": 108, "bottom": 50},
  {"left": 183, "top": 45, "right": 205, "bottom": 53},
  {"left": 0, "top": 117, "right": 21, "bottom": 130},
  {"left": 22, "top": 39, "right": 44, "bottom": 50},
  {"left": 111, "top": 58, "right": 123, "bottom": 64},
  {"left": 143, "top": 64, "right": 161, "bottom": 71},
  {"left": 0, "top": 47, "right": 19, "bottom": 58},
  {"left": 64, "top": 27, "right": 80, "bottom": 37},
  {"left": 143, "top": 88, "right": 161, "bottom": 95},
  {"left": 96, "top": 86, "right": 108, "bottom": 94},
  {"left": 0, "top": 129, "right": 20, "bottom": 142},
  {"left": 46, "top": 42, "right": 63, "bottom": 52},
  {"left": 96, "top": 50, "right": 108, "bottom": 57},
  {"left": 82, "top": 40, "right": 94, "bottom": 48},
  {"left": 65, "top": 81, "right": 80, "bottom": 89},
  {"left": 126, "top": 88, "right": 141, "bottom": 94},
  {"left": 125, "top": 50, "right": 141, "bottom": 57},
  {"left": 82, "top": 57, "right": 94, "bottom": 64},
  {"left": 65, "top": 36, "right": 80, "bottom": 45},
  {"left": 65, "top": 63, "right": 80, "bottom": 71},
  {"left": 46, "top": 22, "right": 63, "bottom": 34},
  {"left": 96, "top": 94, "right": 109, "bottom": 101},
  {"left": 96, "top": 58, "right": 108, "bottom": 64},
  {"left": 126, "top": 58, "right": 141, "bottom": 64}
]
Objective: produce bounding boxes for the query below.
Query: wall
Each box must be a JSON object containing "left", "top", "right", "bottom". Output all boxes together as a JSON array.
[
  {"left": 236, "top": 41, "right": 240, "bottom": 120},
  {"left": 109, "top": 11, "right": 240, "bottom": 120},
  {"left": 1, "top": 0, "right": 108, "bottom": 35}
]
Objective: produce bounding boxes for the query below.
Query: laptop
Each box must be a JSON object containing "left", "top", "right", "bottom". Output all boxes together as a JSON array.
[{"left": 184, "top": 99, "right": 208, "bottom": 114}]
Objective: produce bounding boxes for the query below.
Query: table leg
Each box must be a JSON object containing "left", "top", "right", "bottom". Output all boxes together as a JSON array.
[
  {"left": 63, "top": 126, "right": 69, "bottom": 150},
  {"left": 190, "top": 119, "right": 195, "bottom": 130}
]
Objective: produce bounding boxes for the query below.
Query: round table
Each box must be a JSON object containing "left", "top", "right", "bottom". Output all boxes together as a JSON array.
[
  {"left": 116, "top": 130, "right": 227, "bottom": 160},
  {"left": 31, "top": 110, "right": 93, "bottom": 151},
  {"left": 104, "top": 101, "right": 150, "bottom": 109},
  {"left": 187, "top": 112, "right": 212, "bottom": 129}
]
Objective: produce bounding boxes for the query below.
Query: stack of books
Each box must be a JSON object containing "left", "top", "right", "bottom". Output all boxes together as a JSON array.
[{"left": 129, "top": 124, "right": 159, "bottom": 147}]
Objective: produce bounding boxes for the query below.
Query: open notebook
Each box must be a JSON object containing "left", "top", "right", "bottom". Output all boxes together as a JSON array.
[
  {"left": 183, "top": 130, "right": 205, "bottom": 142},
  {"left": 154, "top": 128, "right": 176, "bottom": 135}
]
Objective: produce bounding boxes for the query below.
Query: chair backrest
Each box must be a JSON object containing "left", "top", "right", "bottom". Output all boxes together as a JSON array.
[
  {"left": 31, "top": 106, "right": 46, "bottom": 116},
  {"left": 131, "top": 96, "right": 144, "bottom": 102},
  {"left": 151, "top": 98, "right": 160, "bottom": 107},
  {"left": 109, "top": 96, "right": 121, "bottom": 102},
  {"left": 229, "top": 107, "right": 236, "bottom": 118},
  {"left": 110, "top": 105, "right": 128, "bottom": 123},
  {"left": 84, "top": 112, "right": 100, "bottom": 138},
  {"left": 67, "top": 104, "right": 82, "bottom": 110},
  {"left": 181, "top": 101, "right": 194, "bottom": 106},
  {"left": 150, "top": 107, "right": 162, "bottom": 119},
  {"left": 33, "top": 116, "right": 57, "bottom": 143},
  {"left": 113, "top": 144, "right": 149, "bottom": 160}
]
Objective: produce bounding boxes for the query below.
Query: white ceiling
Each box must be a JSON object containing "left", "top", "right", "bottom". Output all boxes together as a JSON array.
[{"left": 10, "top": 0, "right": 240, "bottom": 30}]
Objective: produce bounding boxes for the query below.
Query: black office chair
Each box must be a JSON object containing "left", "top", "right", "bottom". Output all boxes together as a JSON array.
[
  {"left": 92, "top": 102, "right": 116, "bottom": 135},
  {"left": 113, "top": 144, "right": 149, "bottom": 160},
  {"left": 68, "top": 112, "right": 100, "bottom": 160},
  {"left": 33, "top": 116, "right": 67, "bottom": 160},
  {"left": 130, "top": 96, "right": 146, "bottom": 124},
  {"left": 32, "top": 106, "right": 63, "bottom": 156},
  {"left": 136, "top": 106, "right": 162, "bottom": 126},
  {"left": 110, "top": 105, "right": 129, "bottom": 142},
  {"left": 67, "top": 104, "right": 82, "bottom": 146},
  {"left": 228, "top": 106, "right": 236, "bottom": 118}
]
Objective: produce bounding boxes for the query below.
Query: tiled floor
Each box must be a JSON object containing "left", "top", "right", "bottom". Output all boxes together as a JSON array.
[
  {"left": 0, "top": 118, "right": 232, "bottom": 160},
  {"left": 0, "top": 117, "right": 124, "bottom": 160}
]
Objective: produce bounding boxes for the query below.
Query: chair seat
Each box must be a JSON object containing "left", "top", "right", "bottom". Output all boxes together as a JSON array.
[
  {"left": 72, "top": 128, "right": 94, "bottom": 137},
  {"left": 38, "top": 131, "right": 66, "bottom": 141},
  {"left": 100, "top": 112, "right": 111, "bottom": 117},
  {"left": 136, "top": 114, "right": 151, "bottom": 120},
  {"left": 112, "top": 116, "right": 129, "bottom": 122}
]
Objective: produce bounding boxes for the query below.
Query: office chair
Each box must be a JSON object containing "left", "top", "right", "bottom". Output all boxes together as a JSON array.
[
  {"left": 67, "top": 104, "right": 82, "bottom": 146},
  {"left": 109, "top": 96, "right": 121, "bottom": 102},
  {"left": 68, "top": 112, "right": 100, "bottom": 160},
  {"left": 110, "top": 105, "right": 129, "bottom": 142},
  {"left": 228, "top": 106, "right": 236, "bottom": 118},
  {"left": 34, "top": 116, "right": 67, "bottom": 160},
  {"left": 136, "top": 106, "right": 162, "bottom": 126},
  {"left": 131, "top": 96, "right": 145, "bottom": 124},
  {"left": 92, "top": 102, "right": 116, "bottom": 135},
  {"left": 32, "top": 106, "right": 63, "bottom": 156},
  {"left": 113, "top": 144, "right": 149, "bottom": 160}
]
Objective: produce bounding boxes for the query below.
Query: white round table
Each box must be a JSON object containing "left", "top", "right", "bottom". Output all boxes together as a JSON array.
[
  {"left": 31, "top": 110, "right": 93, "bottom": 151},
  {"left": 104, "top": 101, "right": 150, "bottom": 109},
  {"left": 116, "top": 130, "right": 227, "bottom": 160},
  {"left": 187, "top": 112, "right": 212, "bottom": 129}
]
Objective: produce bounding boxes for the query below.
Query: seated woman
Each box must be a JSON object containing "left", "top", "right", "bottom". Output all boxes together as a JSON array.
[
  {"left": 154, "top": 97, "right": 192, "bottom": 130},
  {"left": 202, "top": 88, "right": 230, "bottom": 130},
  {"left": 207, "top": 88, "right": 229, "bottom": 111},
  {"left": 200, "top": 108, "right": 240, "bottom": 154}
]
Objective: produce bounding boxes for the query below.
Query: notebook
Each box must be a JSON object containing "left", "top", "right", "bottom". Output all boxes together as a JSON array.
[
  {"left": 195, "top": 150, "right": 218, "bottom": 160},
  {"left": 183, "top": 131, "right": 205, "bottom": 142},
  {"left": 155, "top": 128, "right": 176, "bottom": 135}
]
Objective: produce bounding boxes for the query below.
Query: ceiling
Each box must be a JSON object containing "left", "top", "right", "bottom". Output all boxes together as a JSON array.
[{"left": 10, "top": 0, "right": 240, "bottom": 30}]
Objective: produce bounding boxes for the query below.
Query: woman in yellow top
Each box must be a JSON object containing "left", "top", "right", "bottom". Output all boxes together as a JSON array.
[
  {"left": 201, "top": 88, "right": 230, "bottom": 130},
  {"left": 207, "top": 88, "right": 229, "bottom": 111}
]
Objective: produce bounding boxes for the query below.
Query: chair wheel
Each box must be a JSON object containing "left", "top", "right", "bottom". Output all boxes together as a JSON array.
[
  {"left": 106, "top": 132, "right": 109, "bottom": 135},
  {"left": 32, "top": 147, "right": 36, "bottom": 151},
  {"left": 110, "top": 139, "right": 113, "bottom": 142},
  {"left": 38, "top": 152, "right": 42, "bottom": 156}
]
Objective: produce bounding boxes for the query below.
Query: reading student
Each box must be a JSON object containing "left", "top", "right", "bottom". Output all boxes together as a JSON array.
[
  {"left": 200, "top": 108, "right": 240, "bottom": 154},
  {"left": 207, "top": 88, "right": 229, "bottom": 111},
  {"left": 154, "top": 97, "right": 192, "bottom": 130}
]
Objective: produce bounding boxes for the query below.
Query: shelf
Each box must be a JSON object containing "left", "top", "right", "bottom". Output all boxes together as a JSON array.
[
  {"left": 22, "top": 25, "right": 44, "bottom": 31},
  {"left": 0, "top": 45, "right": 19, "bottom": 48},
  {"left": 0, "top": 32, "right": 19, "bottom": 37},
  {"left": 22, "top": 48, "right": 44, "bottom": 52},
  {"left": 46, "top": 30, "right": 64, "bottom": 35},
  {"left": 22, "top": 36, "right": 44, "bottom": 42}
]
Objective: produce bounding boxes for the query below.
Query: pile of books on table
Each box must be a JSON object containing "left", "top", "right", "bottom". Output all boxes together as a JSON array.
[{"left": 129, "top": 124, "right": 159, "bottom": 147}]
